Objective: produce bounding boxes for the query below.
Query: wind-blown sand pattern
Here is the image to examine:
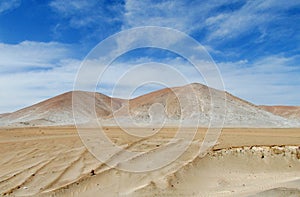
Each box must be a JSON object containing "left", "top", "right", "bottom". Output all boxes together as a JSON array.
[{"left": 0, "top": 127, "right": 299, "bottom": 196}]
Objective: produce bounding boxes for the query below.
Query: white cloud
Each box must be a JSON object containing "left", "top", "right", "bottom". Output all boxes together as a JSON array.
[
  {"left": 123, "top": 0, "right": 226, "bottom": 33},
  {"left": 0, "top": 61, "right": 80, "bottom": 113},
  {"left": 0, "top": 41, "right": 73, "bottom": 73},
  {"left": 73, "top": 55, "right": 206, "bottom": 97},
  {"left": 123, "top": 0, "right": 300, "bottom": 42},
  {"left": 0, "top": 0, "right": 21, "bottom": 14},
  {"left": 74, "top": 52, "right": 300, "bottom": 106},
  {"left": 219, "top": 55, "right": 300, "bottom": 105},
  {"left": 206, "top": 0, "right": 300, "bottom": 40},
  {"left": 2, "top": 0, "right": 300, "bottom": 112},
  {"left": 50, "top": 0, "right": 124, "bottom": 28},
  {"left": 1, "top": 40, "right": 299, "bottom": 113},
  {"left": 73, "top": 26, "right": 224, "bottom": 97},
  {"left": 50, "top": 0, "right": 97, "bottom": 27},
  {"left": 0, "top": 41, "right": 80, "bottom": 113}
]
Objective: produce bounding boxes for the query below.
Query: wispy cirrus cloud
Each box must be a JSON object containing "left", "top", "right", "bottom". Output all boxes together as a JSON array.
[
  {"left": 123, "top": 0, "right": 300, "bottom": 40},
  {"left": 50, "top": 0, "right": 100, "bottom": 28},
  {"left": 123, "top": 0, "right": 230, "bottom": 33},
  {"left": 49, "top": 0, "right": 124, "bottom": 41},
  {"left": 48, "top": 0, "right": 300, "bottom": 59},
  {"left": 0, "top": 0, "right": 21, "bottom": 14},
  {"left": 205, "top": 0, "right": 300, "bottom": 41}
]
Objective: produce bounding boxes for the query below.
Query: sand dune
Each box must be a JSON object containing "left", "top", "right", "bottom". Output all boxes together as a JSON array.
[{"left": 0, "top": 127, "right": 299, "bottom": 196}]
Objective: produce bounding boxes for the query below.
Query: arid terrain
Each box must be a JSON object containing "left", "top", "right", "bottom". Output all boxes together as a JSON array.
[
  {"left": 0, "top": 83, "right": 299, "bottom": 196},
  {"left": 1, "top": 0, "right": 299, "bottom": 196},
  {"left": 0, "top": 84, "right": 299, "bottom": 128},
  {"left": 0, "top": 126, "right": 299, "bottom": 196},
  {"left": 260, "top": 106, "right": 300, "bottom": 121}
]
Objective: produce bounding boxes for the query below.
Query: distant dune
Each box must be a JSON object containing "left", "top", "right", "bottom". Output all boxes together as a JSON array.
[{"left": 0, "top": 83, "right": 299, "bottom": 127}]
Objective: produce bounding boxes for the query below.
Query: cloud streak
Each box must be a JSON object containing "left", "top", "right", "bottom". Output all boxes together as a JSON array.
[
  {"left": 219, "top": 55, "right": 300, "bottom": 105},
  {"left": 0, "top": 42, "right": 80, "bottom": 113},
  {"left": 205, "top": 0, "right": 300, "bottom": 41},
  {"left": 0, "top": 0, "right": 21, "bottom": 14},
  {"left": 0, "top": 41, "right": 74, "bottom": 73},
  {"left": 49, "top": 0, "right": 124, "bottom": 40}
]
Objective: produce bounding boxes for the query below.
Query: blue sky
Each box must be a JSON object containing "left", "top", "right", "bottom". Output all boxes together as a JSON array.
[{"left": 0, "top": 0, "right": 299, "bottom": 113}]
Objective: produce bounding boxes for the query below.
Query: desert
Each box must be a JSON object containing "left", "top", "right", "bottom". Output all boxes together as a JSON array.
[
  {"left": 0, "top": 84, "right": 299, "bottom": 196},
  {"left": 0, "top": 127, "right": 299, "bottom": 196},
  {"left": 1, "top": 1, "right": 299, "bottom": 196}
]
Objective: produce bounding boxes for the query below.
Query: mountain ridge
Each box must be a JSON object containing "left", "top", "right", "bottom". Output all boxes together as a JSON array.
[{"left": 0, "top": 83, "right": 299, "bottom": 127}]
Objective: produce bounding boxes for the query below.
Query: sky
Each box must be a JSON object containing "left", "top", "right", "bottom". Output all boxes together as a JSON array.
[{"left": 0, "top": 0, "right": 299, "bottom": 113}]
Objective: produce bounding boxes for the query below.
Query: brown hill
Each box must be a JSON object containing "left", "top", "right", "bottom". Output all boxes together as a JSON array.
[
  {"left": 0, "top": 83, "right": 298, "bottom": 127},
  {"left": 260, "top": 106, "right": 300, "bottom": 120},
  {"left": 112, "top": 83, "right": 296, "bottom": 127},
  {"left": 0, "top": 91, "right": 123, "bottom": 126},
  {"left": 0, "top": 113, "right": 10, "bottom": 118}
]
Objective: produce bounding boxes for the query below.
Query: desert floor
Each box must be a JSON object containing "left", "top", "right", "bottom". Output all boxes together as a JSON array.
[{"left": 0, "top": 127, "right": 299, "bottom": 196}]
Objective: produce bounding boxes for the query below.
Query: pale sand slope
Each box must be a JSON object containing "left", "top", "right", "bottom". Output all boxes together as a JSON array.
[{"left": 0, "top": 127, "right": 299, "bottom": 196}]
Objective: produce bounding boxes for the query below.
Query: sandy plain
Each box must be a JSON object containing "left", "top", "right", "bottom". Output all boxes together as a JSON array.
[{"left": 0, "top": 127, "right": 299, "bottom": 196}]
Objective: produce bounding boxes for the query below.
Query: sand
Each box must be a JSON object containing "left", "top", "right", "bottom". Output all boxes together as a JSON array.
[{"left": 0, "top": 127, "right": 299, "bottom": 196}]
